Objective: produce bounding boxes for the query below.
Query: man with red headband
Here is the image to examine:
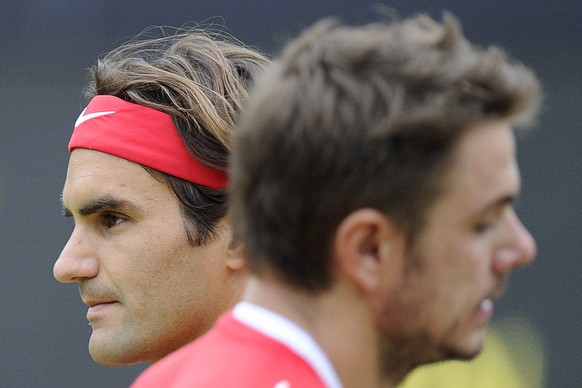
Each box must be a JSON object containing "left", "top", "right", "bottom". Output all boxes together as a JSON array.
[{"left": 53, "top": 29, "right": 269, "bottom": 366}]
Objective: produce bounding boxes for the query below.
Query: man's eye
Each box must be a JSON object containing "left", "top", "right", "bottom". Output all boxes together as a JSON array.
[
  {"left": 102, "top": 213, "right": 126, "bottom": 228},
  {"left": 474, "top": 219, "right": 498, "bottom": 234}
]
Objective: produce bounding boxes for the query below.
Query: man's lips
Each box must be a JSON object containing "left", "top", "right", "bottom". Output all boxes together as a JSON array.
[
  {"left": 87, "top": 301, "right": 116, "bottom": 309},
  {"left": 479, "top": 298, "right": 493, "bottom": 313},
  {"left": 475, "top": 284, "right": 505, "bottom": 323},
  {"left": 477, "top": 280, "right": 507, "bottom": 318},
  {"left": 82, "top": 296, "right": 117, "bottom": 307},
  {"left": 472, "top": 298, "right": 494, "bottom": 324},
  {"left": 84, "top": 300, "right": 119, "bottom": 319}
]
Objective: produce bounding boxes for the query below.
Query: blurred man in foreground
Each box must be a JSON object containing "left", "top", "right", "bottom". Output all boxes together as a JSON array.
[{"left": 134, "top": 12, "right": 541, "bottom": 387}]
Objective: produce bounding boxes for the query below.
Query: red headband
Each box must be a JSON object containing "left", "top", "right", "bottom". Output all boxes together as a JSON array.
[{"left": 69, "top": 95, "right": 227, "bottom": 189}]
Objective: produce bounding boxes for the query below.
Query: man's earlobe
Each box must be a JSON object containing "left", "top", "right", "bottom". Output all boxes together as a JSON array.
[
  {"left": 334, "top": 208, "right": 395, "bottom": 293},
  {"left": 226, "top": 244, "right": 246, "bottom": 271}
]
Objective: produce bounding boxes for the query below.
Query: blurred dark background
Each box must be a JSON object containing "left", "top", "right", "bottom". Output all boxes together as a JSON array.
[{"left": 0, "top": 1, "right": 580, "bottom": 387}]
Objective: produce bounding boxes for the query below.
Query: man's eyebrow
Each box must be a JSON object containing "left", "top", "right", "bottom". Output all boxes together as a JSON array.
[
  {"left": 477, "top": 193, "right": 518, "bottom": 216},
  {"left": 61, "top": 195, "right": 134, "bottom": 217}
]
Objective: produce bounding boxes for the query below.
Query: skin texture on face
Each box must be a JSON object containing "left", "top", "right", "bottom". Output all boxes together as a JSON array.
[
  {"left": 54, "top": 149, "right": 242, "bottom": 366},
  {"left": 379, "top": 121, "right": 536, "bottom": 368}
]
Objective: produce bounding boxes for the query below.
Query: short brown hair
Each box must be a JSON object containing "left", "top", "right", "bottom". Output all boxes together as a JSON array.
[{"left": 230, "top": 13, "right": 541, "bottom": 291}]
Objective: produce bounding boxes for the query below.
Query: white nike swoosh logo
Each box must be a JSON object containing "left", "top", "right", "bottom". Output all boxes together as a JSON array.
[{"left": 74, "top": 109, "right": 116, "bottom": 128}]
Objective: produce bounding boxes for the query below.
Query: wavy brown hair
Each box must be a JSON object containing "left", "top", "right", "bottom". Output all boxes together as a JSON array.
[{"left": 85, "top": 27, "right": 270, "bottom": 245}]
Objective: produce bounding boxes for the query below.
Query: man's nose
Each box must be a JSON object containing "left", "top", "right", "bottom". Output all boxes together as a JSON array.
[
  {"left": 492, "top": 210, "right": 537, "bottom": 276},
  {"left": 53, "top": 229, "right": 99, "bottom": 283}
]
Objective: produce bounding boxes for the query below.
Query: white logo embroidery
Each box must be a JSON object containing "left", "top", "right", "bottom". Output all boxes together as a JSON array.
[
  {"left": 74, "top": 109, "right": 116, "bottom": 128},
  {"left": 273, "top": 381, "right": 290, "bottom": 388}
]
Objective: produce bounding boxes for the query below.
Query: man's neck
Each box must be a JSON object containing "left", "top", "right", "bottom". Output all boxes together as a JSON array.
[{"left": 243, "top": 275, "right": 401, "bottom": 388}]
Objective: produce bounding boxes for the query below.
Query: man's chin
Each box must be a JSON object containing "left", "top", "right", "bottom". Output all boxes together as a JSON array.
[
  {"left": 88, "top": 334, "right": 139, "bottom": 367},
  {"left": 413, "top": 340, "right": 484, "bottom": 367},
  {"left": 445, "top": 349, "right": 481, "bottom": 362},
  {"left": 440, "top": 341, "right": 483, "bottom": 362}
]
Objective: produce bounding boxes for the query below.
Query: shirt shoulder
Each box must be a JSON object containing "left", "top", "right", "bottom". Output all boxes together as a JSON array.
[{"left": 131, "top": 312, "right": 326, "bottom": 388}]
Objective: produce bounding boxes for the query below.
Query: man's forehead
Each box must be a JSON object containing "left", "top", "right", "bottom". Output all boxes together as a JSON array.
[
  {"left": 62, "top": 149, "right": 169, "bottom": 209},
  {"left": 67, "top": 148, "right": 141, "bottom": 172},
  {"left": 65, "top": 149, "right": 154, "bottom": 187},
  {"left": 434, "top": 122, "right": 519, "bottom": 212}
]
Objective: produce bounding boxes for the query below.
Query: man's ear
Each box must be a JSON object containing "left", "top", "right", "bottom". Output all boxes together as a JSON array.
[
  {"left": 220, "top": 213, "right": 246, "bottom": 272},
  {"left": 226, "top": 243, "right": 246, "bottom": 271},
  {"left": 333, "top": 208, "right": 405, "bottom": 293}
]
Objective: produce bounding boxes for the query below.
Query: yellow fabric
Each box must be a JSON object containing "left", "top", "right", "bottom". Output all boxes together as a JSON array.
[{"left": 399, "top": 317, "right": 545, "bottom": 388}]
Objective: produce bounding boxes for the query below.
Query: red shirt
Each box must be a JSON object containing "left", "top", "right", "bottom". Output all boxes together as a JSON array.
[{"left": 132, "top": 305, "right": 337, "bottom": 388}]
